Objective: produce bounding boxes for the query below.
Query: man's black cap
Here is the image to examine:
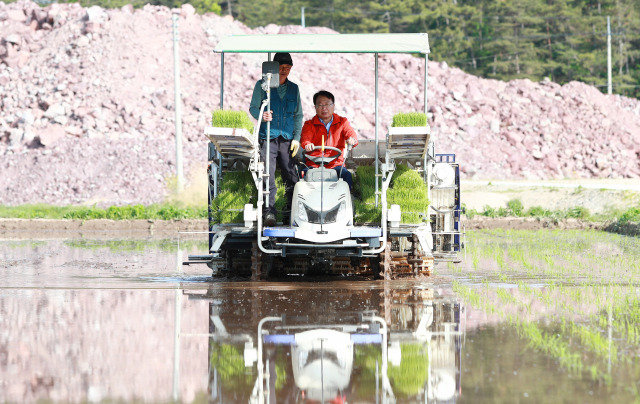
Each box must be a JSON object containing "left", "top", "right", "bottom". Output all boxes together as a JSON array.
[{"left": 273, "top": 52, "right": 293, "bottom": 66}]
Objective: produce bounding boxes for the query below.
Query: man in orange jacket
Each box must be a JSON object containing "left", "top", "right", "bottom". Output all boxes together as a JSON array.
[{"left": 300, "top": 90, "right": 358, "bottom": 189}]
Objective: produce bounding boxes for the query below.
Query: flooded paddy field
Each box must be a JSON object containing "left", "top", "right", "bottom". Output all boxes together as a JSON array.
[{"left": 0, "top": 229, "right": 639, "bottom": 403}]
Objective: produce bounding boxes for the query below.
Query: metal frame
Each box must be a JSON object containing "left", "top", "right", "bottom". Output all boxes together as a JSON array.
[{"left": 213, "top": 34, "right": 430, "bottom": 257}]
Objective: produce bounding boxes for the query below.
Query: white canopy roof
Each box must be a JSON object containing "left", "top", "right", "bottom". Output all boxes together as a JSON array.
[{"left": 213, "top": 33, "right": 429, "bottom": 54}]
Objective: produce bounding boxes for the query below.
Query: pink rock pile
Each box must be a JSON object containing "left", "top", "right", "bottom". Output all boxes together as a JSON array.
[{"left": 1, "top": 0, "right": 639, "bottom": 206}]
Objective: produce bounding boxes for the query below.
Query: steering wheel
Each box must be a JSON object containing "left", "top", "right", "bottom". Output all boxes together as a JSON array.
[{"left": 304, "top": 145, "right": 342, "bottom": 165}]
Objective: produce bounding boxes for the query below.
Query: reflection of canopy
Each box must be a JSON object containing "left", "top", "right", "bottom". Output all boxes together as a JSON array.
[
  {"left": 213, "top": 33, "right": 430, "bottom": 54},
  {"left": 291, "top": 329, "right": 354, "bottom": 400}
]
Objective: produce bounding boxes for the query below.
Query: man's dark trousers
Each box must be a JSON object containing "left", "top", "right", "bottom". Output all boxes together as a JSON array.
[{"left": 259, "top": 136, "right": 298, "bottom": 215}]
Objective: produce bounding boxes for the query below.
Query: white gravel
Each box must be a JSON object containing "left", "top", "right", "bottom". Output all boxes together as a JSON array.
[{"left": 1, "top": 0, "right": 639, "bottom": 207}]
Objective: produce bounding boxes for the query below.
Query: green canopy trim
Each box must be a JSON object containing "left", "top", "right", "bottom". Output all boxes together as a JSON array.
[{"left": 213, "top": 33, "right": 429, "bottom": 54}]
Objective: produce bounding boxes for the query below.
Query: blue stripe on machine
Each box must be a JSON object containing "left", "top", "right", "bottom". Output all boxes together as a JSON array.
[
  {"left": 263, "top": 334, "right": 296, "bottom": 344},
  {"left": 263, "top": 334, "right": 382, "bottom": 344},
  {"left": 351, "top": 334, "right": 383, "bottom": 344},
  {"left": 263, "top": 228, "right": 296, "bottom": 237}
]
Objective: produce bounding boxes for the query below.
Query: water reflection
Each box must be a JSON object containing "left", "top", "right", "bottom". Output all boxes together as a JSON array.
[
  {"left": 194, "top": 285, "right": 464, "bottom": 403},
  {"left": 2, "top": 231, "right": 638, "bottom": 403}
]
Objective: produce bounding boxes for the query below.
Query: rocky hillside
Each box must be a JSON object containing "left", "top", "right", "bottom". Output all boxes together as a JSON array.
[{"left": 1, "top": 0, "right": 639, "bottom": 206}]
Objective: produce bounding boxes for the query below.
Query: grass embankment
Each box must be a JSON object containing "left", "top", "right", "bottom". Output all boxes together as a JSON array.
[
  {"left": 0, "top": 204, "right": 206, "bottom": 220},
  {"left": 466, "top": 199, "right": 640, "bottom": 236},
  {"left": 465, "top": 199, "right": 592, "bottom": 221},
  {"left": 3, "top": 187, "right": 638, "bottom": 234},
  {"left": 604, "top": 207, "right": 640, "bottom": 236},
  {"left": 466, "top": 198, "right": 633, "bottom": 223}
]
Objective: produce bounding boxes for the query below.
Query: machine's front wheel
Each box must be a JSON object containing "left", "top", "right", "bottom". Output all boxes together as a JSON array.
[
  {"left": 251, "top": 241, "right": 272, "bottom": 280},
  {"left": 250, "top": 241, "right": 262, "bottom": 280},
  {"left": 380, "top": 241, "right": 392, "bottom": 280}
]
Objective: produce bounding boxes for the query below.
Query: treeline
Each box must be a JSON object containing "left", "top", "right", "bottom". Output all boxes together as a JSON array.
[
  {"left": 226, "top": 0, "right": 640, "bottom": 98},
  {"left": 59, "top": 0, "right": 640, "bottom": 97}
]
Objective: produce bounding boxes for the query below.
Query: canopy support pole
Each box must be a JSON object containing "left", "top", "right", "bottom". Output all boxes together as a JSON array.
[{"left": 375, "top": 53, "right": 379, "bottom": 208}]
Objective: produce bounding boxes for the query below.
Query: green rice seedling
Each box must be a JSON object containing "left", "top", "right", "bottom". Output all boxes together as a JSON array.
[
  {"left": 472, "top": 250, "right": 479, "bottom": 271},
  {"left": 354, "top": 166, "right": 377, "bottom": 203},
  {"left": 353, "top": 166, "right": 382, "bottom": 222},
  {"left": 461, "top": 229, "right": 640, "bottom": 383},
  {"left": 495, "top": 249, "right": 506, "bottom": 270},
  {"left": 209, "top": 342, "right": 256, "bottom": 391},
  {"left": 353, "top": 164, "right": 429, "bottom": 224},
  {"left": 516, "top": 321, "right": 584, "bottom": 374},
  {"left": 353, "top": 199, "right": 381, "bottom": 223},
  {"left": 212, "top": 171, "right": 256, "bottom": 223},
  {"left": 211, "top": 109, "right": 254, "bottom": 132},
  {"left": 212, "top": 170, "right": 297, "bottom": 224},
  {"left": 561, "top": 320, "right": 618, "bottom": 364},
  {"left": 391, "top": 112, "right": 427, "bottom": 127},
  {"left": 388, "top": 164, "right": 429, "bottom": 223},
  {"left": 386, "top": 343, "right": 429, "bottom": 398},
  {"left": 496, "top": 288, "right": 518, "bottom": 304},
  {"left": 452, "top": 281, "right": 483, "bottom": 308}
]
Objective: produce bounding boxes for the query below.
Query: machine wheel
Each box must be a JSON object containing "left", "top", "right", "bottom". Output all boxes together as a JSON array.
[
  {"left": 251, "top": 241, "right": 272, "bottom": 280},
  {"left": 369, "top": 256, "right": 383, "bottom": 280},
  {"left": 380, "top": 241, "right": 392, "bottom": 280},
  {"left": 251, "top": 241, "right": 263, "bottom": 280}
]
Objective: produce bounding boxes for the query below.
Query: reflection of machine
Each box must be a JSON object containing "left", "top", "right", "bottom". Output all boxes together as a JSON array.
[
  {"left": 244, "top": 314, "right": 391, "bottom": 404},
  {"left": 193, "top": 286, "right": 465, "bottom": 404},
  {"left": 291, "top": 329, "right": 353, "bottom": 401},
  {"left": 385, "top": 288, "right": 465, "bottom": 403}
]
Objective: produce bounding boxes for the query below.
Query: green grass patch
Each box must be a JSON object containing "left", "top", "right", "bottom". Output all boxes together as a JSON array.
[
  {"left": 618, "top": 207, "right": 640, "bottom": 224},
  {"left": 465, "top": 198, "right": 592, "bottom": 221},
  {"left": 604, "top": 206, "right": 640, "bottom": 237},
  {"left": 391, "top": 112, "right": 427, "bottom": 127},
  {"left": 211, "top": 109, "right": 254, "bottom": 132},
  {"left": 0, "top": 203, "right": 206, "bottom": 220}
]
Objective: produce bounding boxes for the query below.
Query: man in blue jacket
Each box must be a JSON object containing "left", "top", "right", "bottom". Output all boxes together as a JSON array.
[{"left": 249, "top": 52, "right": 302, "bottom": 226}]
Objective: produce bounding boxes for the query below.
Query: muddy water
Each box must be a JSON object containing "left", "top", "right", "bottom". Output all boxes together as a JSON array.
[{"left": 1, "top": 230, "right": 639, "bottom": 403}]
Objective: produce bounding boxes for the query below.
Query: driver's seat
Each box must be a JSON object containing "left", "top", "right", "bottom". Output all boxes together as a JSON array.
[{"left": 305, "top": 168, "right": 338, "bottom": 182}]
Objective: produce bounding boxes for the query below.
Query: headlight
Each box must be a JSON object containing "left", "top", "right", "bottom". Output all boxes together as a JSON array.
[
  {"left": 298, "top": 201, "right": 308, "bottom": 222},
  {"left": 337, "top": 201, "right": 346, "bottom": 221}
]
